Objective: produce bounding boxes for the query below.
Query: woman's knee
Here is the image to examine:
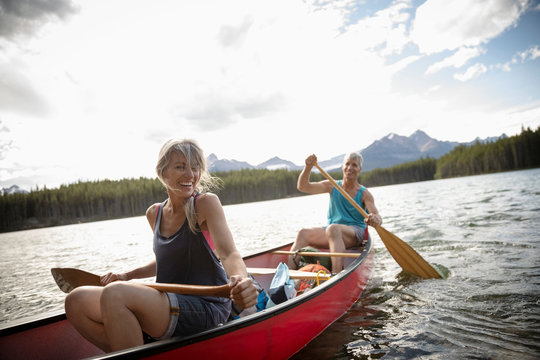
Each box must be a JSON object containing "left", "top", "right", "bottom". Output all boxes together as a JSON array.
[
  {"left": 65, "top": 286, "right": 98, "bottom": 320},
  {"left": 65, "top": 288, "right": 82, "bottom": 316},
  {"left": 100, "top": 282, "right": 130, "bottom": 309}
]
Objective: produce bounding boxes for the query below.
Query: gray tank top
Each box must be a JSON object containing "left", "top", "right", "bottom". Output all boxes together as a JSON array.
[{"left": 153, "top": 197, "right": 229, "bottom": 303}]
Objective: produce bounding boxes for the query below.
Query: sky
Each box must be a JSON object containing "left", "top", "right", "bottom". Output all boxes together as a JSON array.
[{"left": 1, "top": 0, "right": 539, "bottom": 191}]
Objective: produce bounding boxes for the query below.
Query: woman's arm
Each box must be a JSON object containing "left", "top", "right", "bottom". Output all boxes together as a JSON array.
[
  {"left": 197, "top": 193, "right": 257, "bottom": 308},
  {"left": 145, "top": 203, "right": 160, "bottom": 231},
  {"left": 100, "top": 260, "right": 157, "bottom": 285}
]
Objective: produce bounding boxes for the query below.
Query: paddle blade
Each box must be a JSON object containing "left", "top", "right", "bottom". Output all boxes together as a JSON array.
[
  {"left": 51, "top": 268, "right": 102, "bottom": 293},
  {"left": 375, "top": 226, "right": 442, "bottom": 279}
]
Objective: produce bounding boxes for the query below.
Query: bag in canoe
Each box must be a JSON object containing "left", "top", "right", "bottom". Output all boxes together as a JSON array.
[
  {"left": 295, "top": 263, "right": 331, "bottom": 295},
  {"left": 293, "top": 246, "right": 332, "bottom": 271}
]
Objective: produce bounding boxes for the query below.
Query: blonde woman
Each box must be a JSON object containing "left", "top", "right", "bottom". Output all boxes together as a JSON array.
[{"left": 65, "top": 139, "right": 257, "bottom": 352}]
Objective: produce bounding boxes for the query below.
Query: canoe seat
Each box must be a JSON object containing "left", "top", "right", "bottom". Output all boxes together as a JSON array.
[{"left": 247, "top": 267, "right": 331, "bottom": 280}]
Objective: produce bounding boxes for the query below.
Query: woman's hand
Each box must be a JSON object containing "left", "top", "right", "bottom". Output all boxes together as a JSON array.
[
  {"left": 100, "top": 272, "right": 128, "bottom": 286},
  {"left": 229, "top": 275, "right": 258, "bottom": 309}
]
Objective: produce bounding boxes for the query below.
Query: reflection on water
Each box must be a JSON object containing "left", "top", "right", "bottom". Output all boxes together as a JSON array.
[{"left": 1, "top": 169, "right": 540, "bottom": 359}]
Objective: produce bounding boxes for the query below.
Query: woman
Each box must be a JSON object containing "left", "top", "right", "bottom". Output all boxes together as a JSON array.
[
  {"left": 287, "top": 153, "right": 382, "bottom": 272},
  {"left": 65, "top": 139, "right": 258, "bottom": 352}
]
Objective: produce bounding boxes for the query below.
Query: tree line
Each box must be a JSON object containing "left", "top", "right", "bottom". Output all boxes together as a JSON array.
[
  {"left": 435, "top": 126, "right": 540, "bottom": 178},
  {"left": 1, "top": 126, "right": 538, "bottom": 232}
]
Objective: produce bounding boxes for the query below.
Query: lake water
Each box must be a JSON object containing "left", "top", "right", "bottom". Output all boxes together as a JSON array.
[{"left": 1, "top": 169, "right": 539, "bottom": 359}]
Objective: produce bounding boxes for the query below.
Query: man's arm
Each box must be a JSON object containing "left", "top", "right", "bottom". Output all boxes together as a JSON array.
[
  {"left": 362, "top": 189, "right": 382, "bottom": 227},
  {"left": 297, "top": 154, "right": 333, "bottom": 194}
]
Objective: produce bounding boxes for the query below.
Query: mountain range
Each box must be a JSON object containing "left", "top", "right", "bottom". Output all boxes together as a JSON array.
[
  {"left": 2, "top": 130, "right": 505, "bottom": 195},
  {"left": 0, "top": 185, "right": 28, "bottom": 196},
  {"left": 208, "top": 130, "right": 506, "bottom": 173}
]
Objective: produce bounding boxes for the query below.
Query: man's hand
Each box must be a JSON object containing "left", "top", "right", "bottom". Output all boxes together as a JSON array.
[
  {"left": 305, "top": 154, "right": 317, "bottom": 167},
  {"left": 366, "top": 213, "right": 382, "bottom": 227}
]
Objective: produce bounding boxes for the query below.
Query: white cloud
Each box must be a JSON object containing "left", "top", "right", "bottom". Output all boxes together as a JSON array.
[
  {"left": 494, "top": 44, "right": 540, "bottom": 72},
  {"left": 454, "top": 63, "right": 488, "bottom": 82},
  {"left": 426, "top": 47, "right": 485, "bottom": 75},
  {"left": 411, "top": 0, "right": 528, "bottom": 54},
  {"left": 346, "top": 0, "right": 412, "bottom": 55},
  {"left": 0, "top": 0, "right": 538, "bottom": 190},
  {"left": 517, "top": 44, "right": 540, "bottom": 61}
]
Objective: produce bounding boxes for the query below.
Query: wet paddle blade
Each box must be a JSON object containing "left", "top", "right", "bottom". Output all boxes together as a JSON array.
[
  {"left": 314, "top": 162, "right": 442, "bottom": 280},
  {"left": 375, "top": 226, "right": 442, "bottom": 279},
  {"left": 51, "top": 268, "right": 102, "bottom": 293}
]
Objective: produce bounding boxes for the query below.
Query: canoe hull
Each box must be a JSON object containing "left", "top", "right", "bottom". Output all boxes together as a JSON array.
[{"left": 0, "top": 239, "right": 374, "bottom": 360}]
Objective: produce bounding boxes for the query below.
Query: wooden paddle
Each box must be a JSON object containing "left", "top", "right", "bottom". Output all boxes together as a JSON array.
[
  {"left": 314, "top": 162, "right": 442, "bottom": 279},
  {"left": 272, "top": 250, "right": 360, "bottom": 258},
  {"left": 51, "top": 268, "right": 232, "bottom": 297},
  {"left": 51, "top": 266, "right": 331, "bottom": 295}
]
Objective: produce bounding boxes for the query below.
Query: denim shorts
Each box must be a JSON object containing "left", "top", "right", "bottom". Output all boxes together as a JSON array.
[
  {"left": 323, "top": 224, "right": 367, "bottom": 247},
  {"left": 350, "top": 225, "right": 367, "bottom": 246},
  {"left": 154, "top": 292, "right": 231, "bottom": 340}
]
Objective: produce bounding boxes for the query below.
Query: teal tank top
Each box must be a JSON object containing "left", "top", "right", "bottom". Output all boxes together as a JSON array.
[{"left": 327, "top": 180, "right": 367, "bottom": 229}]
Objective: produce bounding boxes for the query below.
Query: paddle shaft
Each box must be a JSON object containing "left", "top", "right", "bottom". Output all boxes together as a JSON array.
[
  {"left": 314, "top": 163, "right": 370, "bottom": 219},
  {"left": 313, "top": 162, "right": 442, "bottom": 279},
  {"left": 273, "top": 250, "right": 360, "bottom": 258},
  {"left": 141, "top": 283, "right": 231, "bottom": 298}
]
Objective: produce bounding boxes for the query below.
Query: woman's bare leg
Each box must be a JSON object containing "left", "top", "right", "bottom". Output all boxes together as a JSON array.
[
  {"left": 99, "top": 282, "right": 170, "bottom": 352},
  {"left": 65, "top": 286, "right": 110, "bottom": 352},
  {"left": 65, "top": 282, "right": 172, "bottom": 353}
]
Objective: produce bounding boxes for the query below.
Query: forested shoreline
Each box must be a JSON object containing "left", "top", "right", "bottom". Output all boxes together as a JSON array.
[{"left": 1, "top": 126, "right": 538, "bottom": 233}]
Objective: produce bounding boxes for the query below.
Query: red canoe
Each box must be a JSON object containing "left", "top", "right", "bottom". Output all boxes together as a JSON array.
[{"left": 0, "top": 238, "right": 374, "bottom": 360}]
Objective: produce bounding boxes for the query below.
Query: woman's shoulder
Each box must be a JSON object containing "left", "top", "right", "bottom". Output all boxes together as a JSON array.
[
  {"left": 194, "top": 192, "right": 221, "bottom": 207},
  {"left": 146, "top": 202, "right": 161, "bottom": 219}
]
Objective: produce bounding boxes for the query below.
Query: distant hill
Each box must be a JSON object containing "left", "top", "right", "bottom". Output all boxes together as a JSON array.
[
  {"left": 206, "top": 130, "right": 506, "bottom": 173},
  {"left": 207, "top": 153, "right": 253, "bottom": 172},
  {"left": 1, "top": 185, "right": 28, "bottom": 195},
  {"left": 357, "top": 130, "right": 460, "bottom": 171},
  {"left": 255, "top": 157, "right": 302, "bottom": 171}
]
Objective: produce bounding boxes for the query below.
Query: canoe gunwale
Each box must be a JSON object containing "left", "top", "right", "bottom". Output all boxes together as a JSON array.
[{"left": 0, "top": 310, "right": 66, "bottom": 337}]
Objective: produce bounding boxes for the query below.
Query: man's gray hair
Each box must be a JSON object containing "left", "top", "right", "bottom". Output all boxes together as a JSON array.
[{"left": 343, "top": 152, "right": 363, "bottom": 168}]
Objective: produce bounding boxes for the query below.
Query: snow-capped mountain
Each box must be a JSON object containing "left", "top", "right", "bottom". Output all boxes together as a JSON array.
[
  {"left": 1, "top": 185, "right": 28, "bottom": 195},
  {"left": 357, "top": 130, "right": 460, "bottom": 171},
  {"left": 207, "top": 153, "right": 253, "bottom": 172},
  {"left": 207, "top": 130, "right": 505, "bottom": 173},
  {"left": 255, "top": 157, "right": 302, "bottom": 171}
]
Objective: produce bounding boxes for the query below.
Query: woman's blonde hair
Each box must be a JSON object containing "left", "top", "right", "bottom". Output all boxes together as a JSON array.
[{"left": 156, "top": 139, "right": 221, "bottom": 233}]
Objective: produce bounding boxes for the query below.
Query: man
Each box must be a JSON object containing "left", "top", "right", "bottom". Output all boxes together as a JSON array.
[{"left": 288, "top": 152, "right": 382, "bottom": 272}]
